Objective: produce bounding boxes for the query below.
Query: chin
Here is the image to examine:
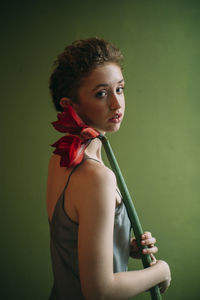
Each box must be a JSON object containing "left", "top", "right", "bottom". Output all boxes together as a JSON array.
[
  {"left": 105, "top": 124, "right": 121, "bottom": 133},
  {"left": 92, "top": 122, "right": 122, "bottom": 134}
]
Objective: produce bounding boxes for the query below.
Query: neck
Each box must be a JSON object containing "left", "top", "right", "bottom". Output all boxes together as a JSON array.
[{"left": 84, "top": 137, "right": 103, "bottom": 162}]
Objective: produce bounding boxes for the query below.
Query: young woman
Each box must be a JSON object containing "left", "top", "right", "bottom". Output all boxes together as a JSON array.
[{"left": 46, "top": 37, "right": 171, "bottom": 300}]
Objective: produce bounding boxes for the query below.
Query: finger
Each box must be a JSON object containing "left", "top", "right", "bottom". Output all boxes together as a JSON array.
[
  {"left": 130, "top": 239, "right": 138, "bottom": 248},
  {"left": 141, "top": 237, "right": 156, "bottom": 246},
  {"left": 141, "top": 232, "right": 155, "bottom": 242},
  {"left": 142, "top": 246, "right": 158, "bottom": 255},
  {"left": 143, "top": 231, "right": 152, "bottom": 239},
  {"left": 130, "top": 237, "right": 136, "bottom": 244},
  {"left": 149, "top": 253, "right": 157, "bottom": 266},
  {"left": 150, "top": 253, "right": 156, "bottom": 261}
]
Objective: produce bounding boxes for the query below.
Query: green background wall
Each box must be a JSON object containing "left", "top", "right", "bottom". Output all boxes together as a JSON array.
[{"left": 1, "top": 0, "right": 199, "bottom": 299}]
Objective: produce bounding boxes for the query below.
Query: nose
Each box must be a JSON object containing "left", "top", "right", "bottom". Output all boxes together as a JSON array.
[{"left": 109, "top": 93, "right": 121, "bottom": 110}]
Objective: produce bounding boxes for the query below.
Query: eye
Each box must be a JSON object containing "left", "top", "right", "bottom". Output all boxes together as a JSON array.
[
  {"left": 96, "top": 90, "right": 107, "bottom": 99},
  {"left": 116, "top": 86, "right": 125, "bottom": 94}
]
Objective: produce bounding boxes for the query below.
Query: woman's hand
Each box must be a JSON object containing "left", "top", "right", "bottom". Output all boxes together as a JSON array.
[
  {"left": 130, "top": 231, "right": 158, "bottom": 264},
  {"left": 151, "top": 260, "right": 171, "bottom": 293}
]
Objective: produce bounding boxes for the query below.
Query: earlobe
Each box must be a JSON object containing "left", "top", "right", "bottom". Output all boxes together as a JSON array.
[{"left": 59, "top": 97, "right": 73, "bottom": 109}]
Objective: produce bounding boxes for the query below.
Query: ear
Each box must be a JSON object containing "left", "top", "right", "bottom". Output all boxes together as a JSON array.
[{"left": 59, "top": 97, "right": 73, "bottom": 109}]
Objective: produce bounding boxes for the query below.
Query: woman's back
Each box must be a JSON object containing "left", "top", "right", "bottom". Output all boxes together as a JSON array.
[
  {"left": 46, "top": 154, "right": 123, "bottom": 223},
  {"left": 47, "top": 155, "right": 131, "bottom": 299}
]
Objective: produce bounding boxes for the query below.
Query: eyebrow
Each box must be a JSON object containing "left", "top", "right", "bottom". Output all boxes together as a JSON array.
[{"left": 92, "top": 79, "right": 125, "bottom": 91}]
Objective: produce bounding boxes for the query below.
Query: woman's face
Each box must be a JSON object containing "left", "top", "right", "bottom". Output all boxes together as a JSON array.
[{"left": 73, "top": 63, "right": 125, "bottom": 133}]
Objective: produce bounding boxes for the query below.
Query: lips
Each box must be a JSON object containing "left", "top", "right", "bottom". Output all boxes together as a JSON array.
[{"left": 109, "top": 112, "right": 122, "bottom": 123}]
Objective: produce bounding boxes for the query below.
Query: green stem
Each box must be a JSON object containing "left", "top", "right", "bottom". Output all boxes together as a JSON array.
[{"left": 98, "top": 135, "right": 161, "bottom": 300}]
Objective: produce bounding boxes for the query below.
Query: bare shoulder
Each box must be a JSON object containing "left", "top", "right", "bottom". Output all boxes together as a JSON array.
[
  {"left": 48, "top": 154, "right": 61, "bottom": 171},
  {"left": 47, "top": 154, "right": 71, "bottom": 180},
  {"left": 48, "top": 153, "right": 57, "bottom": 165},
  {"left": 47, "top": 154, "right": 58, "bottom": 176},
  {"left": 70, "top": 159, "right": 117, "bottom": 215},
  {"left": 75, "top": 159, "right": 116, "bottom": 187}
]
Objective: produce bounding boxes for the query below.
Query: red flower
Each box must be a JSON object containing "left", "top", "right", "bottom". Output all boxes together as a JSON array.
[
  {"left": 51, "top": 104, "right": 86, "bottom": 133},
  {"left": 51, "top": 105, "right": 100, "bottom": 168}
]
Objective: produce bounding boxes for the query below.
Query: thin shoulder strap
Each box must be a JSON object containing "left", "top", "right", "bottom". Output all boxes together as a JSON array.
[
  {"left": 116, "top": 187, "right": 122, "bottom": 198},
  {"left": 63, "top": 157, "right": 101, "bottom": 192}
]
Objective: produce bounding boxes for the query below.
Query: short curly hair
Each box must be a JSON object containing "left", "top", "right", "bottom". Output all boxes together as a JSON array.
[{"left": 49, "top": 37, "right": 124, "bottom": 111}]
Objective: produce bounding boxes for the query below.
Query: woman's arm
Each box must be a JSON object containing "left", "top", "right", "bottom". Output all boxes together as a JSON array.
[{"left": 74, "top": 163, "right": 170, "bottom": 300}]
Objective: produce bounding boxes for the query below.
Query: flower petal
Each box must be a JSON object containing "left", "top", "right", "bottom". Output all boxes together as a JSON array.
[
  {"left": 52, "top": 105, "right": 86, "bottom": 133},
  {"left": 51, "top": 104, "right": 100, "bottom": 167},
  {"left": 69, "top": 140, "right": 91, "bottom": 167},
  {"left": 51, "top": 135, "right": 82, "bottom": 168},
  {"left": 80, "top": 127, "right": 100, "bottom": 139},
  {"left": 67, "top": 105, "right": 86, "bottom": 128}
]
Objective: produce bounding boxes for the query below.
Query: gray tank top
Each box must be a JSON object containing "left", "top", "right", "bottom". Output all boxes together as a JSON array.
[{"left": 49, "top": 158, "right": 131, "bottom": 300}]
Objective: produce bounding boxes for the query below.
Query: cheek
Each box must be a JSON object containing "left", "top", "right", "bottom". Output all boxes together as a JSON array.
[
  {"left": 76, "top": 102, "right": 106, "bottom": 126},
  {"left": 84, "top": 102, "right": 106, "bottom": 117},
  {"left": 122, "top": 96, "right": 125, "bottom": 110}
]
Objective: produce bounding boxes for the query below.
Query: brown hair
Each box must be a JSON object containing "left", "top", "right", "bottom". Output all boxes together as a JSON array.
[{"left": 49, "top": 37, "right": 124, "bottom": 111}]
